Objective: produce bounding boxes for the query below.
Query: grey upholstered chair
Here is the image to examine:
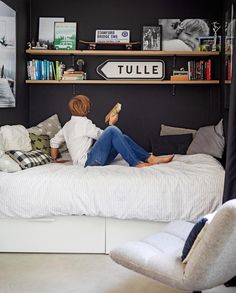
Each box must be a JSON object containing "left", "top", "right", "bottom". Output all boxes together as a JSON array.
[{"left": 110, "top": 199, "right": 236, "bottom": 293}]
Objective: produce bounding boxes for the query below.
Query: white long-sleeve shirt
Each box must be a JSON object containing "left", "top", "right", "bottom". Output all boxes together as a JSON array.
[{"left": 50, "top": 116, "right": 103, "bottom": 165}]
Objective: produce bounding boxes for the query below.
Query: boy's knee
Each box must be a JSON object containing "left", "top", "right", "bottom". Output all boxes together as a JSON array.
[{"left": 105, "top": 125, "right": 122, "bottom": 135}]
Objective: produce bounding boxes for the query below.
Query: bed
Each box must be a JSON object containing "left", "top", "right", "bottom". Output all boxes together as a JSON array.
[{"left": 0, "top": 154, "right": 224, "bottom": 253}]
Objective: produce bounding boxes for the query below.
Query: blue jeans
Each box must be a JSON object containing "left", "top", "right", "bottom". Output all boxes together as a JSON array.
[{"left": 85, "top": 126, "right": 150, "bottom": 167}]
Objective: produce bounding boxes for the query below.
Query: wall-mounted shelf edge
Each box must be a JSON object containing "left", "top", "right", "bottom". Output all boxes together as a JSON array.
[
  {"left": 25, "top": 80, "right": 220, "bottom": 85},
  {"left": 26, "top": 49, "right": 220, "bottom": 57}
]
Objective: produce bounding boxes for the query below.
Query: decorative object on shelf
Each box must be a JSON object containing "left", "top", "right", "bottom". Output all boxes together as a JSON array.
[
  {"left": 30, "top": 41, "right": 48, "bottom": 50},
  {"left": 199, "top": 36, "right": 221, "bottom": 52},
  {"left": 211, "top": 21, "right": 221, "bottom": 51},
  {"left": 76, "top": 59, "right": 85, "bottom": 71},
  {"left": 95, "top": 30, "right": 130, "bottom": 43},
  {"left": 97, "top": 59, "right": 165, "bottom": 80},
  {"left": 38, "top": 17, "right": 65, "bottom": 48},
  {"left": 142, "top": 26, "right": 161, "bottom": 50},
  {"left": 0, "top": 0, "right": 16, "bottom": 108},
  {"left": 54, "top": 22, "right": 77, "bottom": 50},
  {"left": 158, "top": 18, "right": 211, "bottom": 51},
  {"left": 79, "top": 39, "right": 140, "bottom": 50},
  {"left": 171, "top": 68, "right": 189, "bottom": 81}
]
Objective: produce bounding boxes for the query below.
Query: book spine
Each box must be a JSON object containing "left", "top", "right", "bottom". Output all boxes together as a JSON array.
[
  {"left": 200, "top": 60, "right": 204, "bottom": 80},
  {"left": 51, "top": 62, "right": 56, "bottom": 80},
  {"left": 227, "top": 58, "right": 231, "bottom": 80},
  {"left": 49, "top": 62, "right": 53, "bottom": 80},
  {"left": 47, "top": 60, "right": 50, "bottom": 80},
  {"left": 206, "top": 59, "right": 212, "bottom": 80},
  {"left": 195, "top": 61, "right": 201, "bottom": 80},
  {"left": 32, "top": 59, "right": 36, "bottom": 80},
  {"left": 27, "top": 61, "right": 32, "bottom": 80},
  {"left": 55, "top": 61, "right": 59, "bottom": 80}
]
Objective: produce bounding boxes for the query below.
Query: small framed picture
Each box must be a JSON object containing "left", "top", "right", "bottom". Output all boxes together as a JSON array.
[
  {"left": 142, "top": 26, "right": 162, "bottom": 50},
  {"left": 54, "top": 22, "right": 77, "bottom": 50},
  {"left": 199, "top": 36, "right": 221, "bottom": 52},
  {"left": 38, "top": 17, "right": 65, "bottom": 47}
]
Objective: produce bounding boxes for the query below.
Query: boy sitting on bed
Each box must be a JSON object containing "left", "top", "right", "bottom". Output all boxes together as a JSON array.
[{"left": 50, "top": 95, "right": 174, "bottom": 167}]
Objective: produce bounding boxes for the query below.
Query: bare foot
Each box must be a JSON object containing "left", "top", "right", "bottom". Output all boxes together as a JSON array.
[
  {"left": 135, "top": 162, "right": 154, "bottom": 168},
  {"left": 147, "top": 154, "right": 174, "bottom": 164}
]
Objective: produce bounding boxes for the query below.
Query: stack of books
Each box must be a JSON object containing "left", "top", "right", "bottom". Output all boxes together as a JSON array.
[
  {"left": 170, "top": 70, "right": 189, "bottom": 81},
  {"left": 62, "top": 70, "right": 86, "bottom": 80}
]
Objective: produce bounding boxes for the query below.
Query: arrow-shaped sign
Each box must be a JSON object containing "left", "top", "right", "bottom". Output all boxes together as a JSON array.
[{"left": 97, "top": 59, "right": 165, "bottom": 80}]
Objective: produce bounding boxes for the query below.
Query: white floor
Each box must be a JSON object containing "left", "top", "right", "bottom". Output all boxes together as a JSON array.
[{"left": 0, "top": 253, "right": 235, "bottom": 293}]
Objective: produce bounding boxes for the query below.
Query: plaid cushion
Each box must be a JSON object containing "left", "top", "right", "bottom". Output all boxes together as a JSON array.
[{"left": 5, "top": 150, "right": 52, "bottom": 169}]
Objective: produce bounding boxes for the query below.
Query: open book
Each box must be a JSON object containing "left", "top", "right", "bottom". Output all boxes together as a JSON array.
[{"left": 105, "top": 103, "right": 122, "bottom": 124}]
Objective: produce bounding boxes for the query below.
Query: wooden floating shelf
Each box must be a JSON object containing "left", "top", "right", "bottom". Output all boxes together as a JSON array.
[
  {"left": 26, "top": 80, "right": 220, "bottom": 85},
  {"left": 26, "top": 49, "right": 220, "bottom": 57}
]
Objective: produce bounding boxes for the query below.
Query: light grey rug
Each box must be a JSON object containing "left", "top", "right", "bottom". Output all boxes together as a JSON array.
[{"left": 0, "top": 253, "right": 234, "bottom": 293}]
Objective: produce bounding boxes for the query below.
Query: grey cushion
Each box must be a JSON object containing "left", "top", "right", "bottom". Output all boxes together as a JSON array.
[
  {"left": 110, "top": 200, "right": 236, "bottom": 291},
  {"left": 187, "top": 119, "right": 225, "bottom": 158}
]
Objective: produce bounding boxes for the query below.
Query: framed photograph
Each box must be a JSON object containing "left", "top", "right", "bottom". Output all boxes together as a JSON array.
[
  {"left": 199, "top": 36, "right": 221, "bottom": 52},
  {"left": 54, "top": 22, "right": 77, "bottom": 50},
  {"left": 142, "top": 26, "right": 161, "bottom": 50},
  {"left": 38, "top": 17, "right": 65, "bottom": 46},
  {"left": 0, "top": 0, "right": 16, "bottom": 108},
  {"left": 158, "top": 18, "right": 212, "bottom": 51}
]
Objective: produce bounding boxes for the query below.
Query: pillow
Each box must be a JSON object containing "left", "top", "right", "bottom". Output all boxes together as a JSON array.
[
  {"left": 182, "top": 212, "right": 216, "bottom": 263},
  {"left": 151, "top": 134, "right": 193, "bottom": 155},
  {"left": 1, "top": 125, "right": 32, "bottom": 152},
  {"left": 0, "top": 131, "right": 4, "bottom": 151},
  {"left": 28, "top": 114, "right": 61, "bottom": 138},
  {"left": 6, "top": 150, "right": 52, "bottom": 169},
  {"left": 181, "top": 217, "right": 208, "bottom": 262},
  {"left": 28, "top": 114, "right": 67, "bottom": 154},
  {"left": 187, "top": 119, "right": 225, "bottom": 158},
  {"left": 0, "top": 154, "right": 21, "bottom": 172},
  {"left": 29, "top": 133, "right": 50, "bottom": 155},
  {"left": 160, "top": 124, "right": 197, "bottom": 137}
]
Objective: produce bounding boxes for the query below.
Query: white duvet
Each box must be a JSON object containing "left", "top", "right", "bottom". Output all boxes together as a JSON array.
[{"left": 0, "top": 154, "right": 224, "bottom": 221}]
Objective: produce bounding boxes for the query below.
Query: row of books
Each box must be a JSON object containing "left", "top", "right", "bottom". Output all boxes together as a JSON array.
[
  {"left": 187, "top": 59, "right": 212, "bottom": 80},
  {"left": 171, "top": 59, "right": 212, "bottom": 81},
  {"left": 27, "top": 59, "right": 65, "bottom": 80}
]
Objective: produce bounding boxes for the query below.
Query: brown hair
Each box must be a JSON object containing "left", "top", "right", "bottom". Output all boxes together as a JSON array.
[{"left": 68, "top": 95, "right": 91, "bottom": 116}]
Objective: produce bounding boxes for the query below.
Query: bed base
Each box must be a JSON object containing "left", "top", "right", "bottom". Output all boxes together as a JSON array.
[{"left": 0, "top": 216, "right": 168, "bottom": 254}]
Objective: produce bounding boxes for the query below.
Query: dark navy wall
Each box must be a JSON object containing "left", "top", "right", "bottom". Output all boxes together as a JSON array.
[
  {"left": 28, "top": 0, "right": 222, "bottom": 150},
  {"left": 1, "top": 0, "right": 223, "bottom": 151},
  {"left": 0, "top": 0, "right": 29, "bottom": 126}
]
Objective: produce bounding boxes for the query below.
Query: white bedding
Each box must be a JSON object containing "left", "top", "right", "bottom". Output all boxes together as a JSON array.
[{"left": 0, "top": 154, "right": 224, "bottom": 221}]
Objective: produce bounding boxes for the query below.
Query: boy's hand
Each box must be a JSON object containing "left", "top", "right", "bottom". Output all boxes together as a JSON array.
[{"left": 109, "top": 114, "right": 119, "bottom": 125}]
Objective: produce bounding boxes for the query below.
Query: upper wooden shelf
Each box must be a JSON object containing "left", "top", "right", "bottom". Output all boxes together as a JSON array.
[{"left": 26, "top": 49, "right": 220, "bottom": 57}]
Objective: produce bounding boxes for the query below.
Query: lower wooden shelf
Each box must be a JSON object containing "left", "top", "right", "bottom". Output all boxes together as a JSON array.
[{"left": 26, "top": 80, "right": 220, "bottom": 85}]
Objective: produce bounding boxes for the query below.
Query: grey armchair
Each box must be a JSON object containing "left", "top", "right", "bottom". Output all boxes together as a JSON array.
[{"left": 110, "top": 199, "right": 236, "bottom": 292}]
